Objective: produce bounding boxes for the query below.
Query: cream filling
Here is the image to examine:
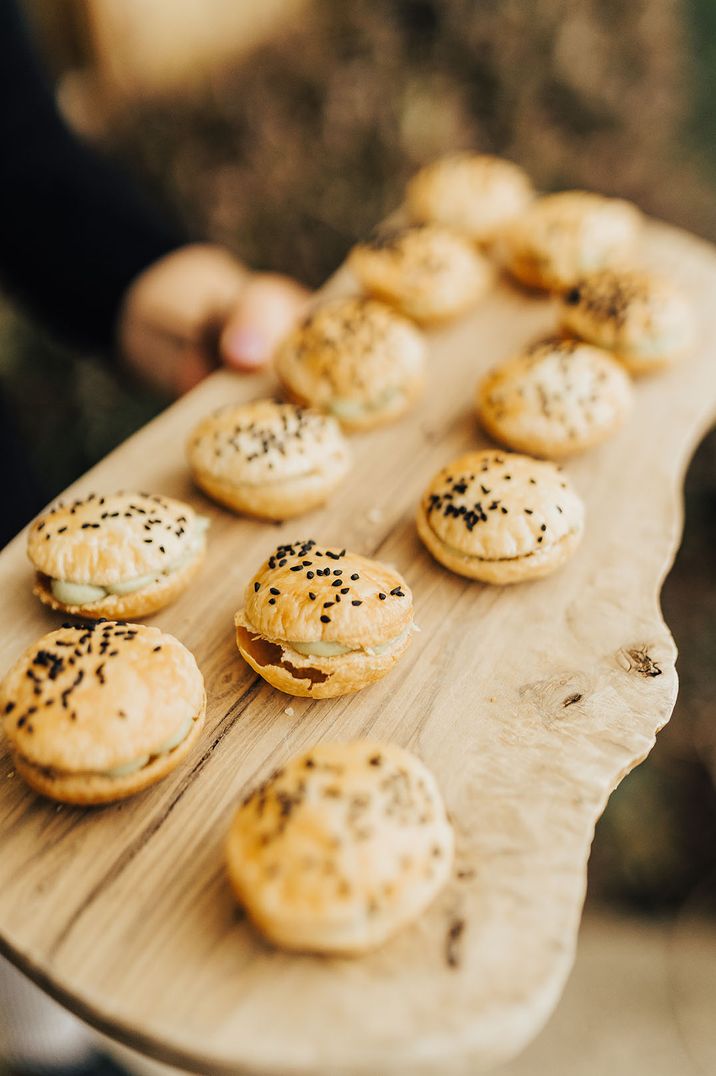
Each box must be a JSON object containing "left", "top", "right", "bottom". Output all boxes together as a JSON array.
[
  {"left": 625, "top": 328, "right": 691, "bottom": 360},
  {"left": 102, "top": 716, "right": 196, "bottom": 779},
  {"left": 329, "top": 388, "right": 401, "bottom": 420},
  {"left": 49, "top": 518, "right": 209, "bottom": 606},
  {"left": 431, "top": 525, "right": 576, "bottom": 563},
  {"left": 288, "top": 623, "right": 413, "bottom": 659},
  {"left": 227, "top": 469, "right": 319, "bottom": 490}
]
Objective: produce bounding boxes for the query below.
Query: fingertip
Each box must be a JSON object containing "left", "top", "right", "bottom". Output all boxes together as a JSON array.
[{"left": 221, "top": 325, "right": 271, "bottom": 370}]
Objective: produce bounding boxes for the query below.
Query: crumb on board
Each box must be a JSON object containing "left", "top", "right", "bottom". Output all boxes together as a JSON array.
[
  {"left": 284, "top": 706, "right": 295, "bottom": 717},
  {"left": 367, "top": 506, "right": 383, "bottom": 524}
]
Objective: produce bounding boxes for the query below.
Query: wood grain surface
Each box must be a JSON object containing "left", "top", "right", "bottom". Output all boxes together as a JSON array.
[{"left": 1, "top": 219, "right": 715, "bottom": 1075}]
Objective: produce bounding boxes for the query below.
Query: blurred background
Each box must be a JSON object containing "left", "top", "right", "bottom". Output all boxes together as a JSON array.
[{"left": 1, "top": 0, "right": 715, "bottom": 1073}]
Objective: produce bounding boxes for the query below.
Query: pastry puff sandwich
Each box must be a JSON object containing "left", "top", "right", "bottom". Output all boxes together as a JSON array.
[
  {"left": 187, "top": 399, "right": 351, "bottom": 519},
  {"left": 235, "top": 539, "right": 414, "bottom": 698},
  {"left": 501, "top": 190, "right": 641, "bottom": 292},
  {"left": 417, "top": 450, "right": 585, "bottom": 584},
  {"left": 476, "top": 336, "right": 633, "bottom": 459},
  {"left": 28, "top": 491, "right": 208, "bottom": 620},
  {"left": 348, "top": 224, "right": 493, "bottom": 324},
  {"left": 406, "top": 153, "right": 534, "bottom": 245},
  {"left": 226, "top": 741, "right": 453, "bottom": 954},
  {"left": 275, "top": 297, "right": 426, "bottom": 432},
  {"left": 560, "top": 267, "right": 696, "bottom": 375},
  {"left": 1, "top": 621, "right": 205, "bottom": 804}
]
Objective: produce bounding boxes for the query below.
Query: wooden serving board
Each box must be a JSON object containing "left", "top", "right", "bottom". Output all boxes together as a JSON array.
[{"left": 1, "top": 219, "right": 715, "bottom": 1075}]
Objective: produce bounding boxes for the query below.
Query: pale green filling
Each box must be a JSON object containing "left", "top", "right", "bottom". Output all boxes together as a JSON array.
[
  {"left": 437, "top": 532, "right": 577, "bottom": 563},
  {"left": 49, "top": 517, "right": 209, "bottom": 606},
  {"left": 52, "top": 580, "right": 107, "bottom": 605},
  {"left": 107, "top": 573, "right": 160, "bottom": 597},
  {"left": 365, "top": 626, "right": 412, "bottom": 655},
  {"left": 291, "top": 640, "right": 353, "bottom": 657},
  {"left": 627, "top": 329, "right": 688, "bottom": 359},
  {"left": 288, "top": 625, "right": 411, "bottom": 659},
  {"left": 155, "top": 716, "right": 194, "bottom": 754},
  {"left": 329, "top": 388, "right": 400, "bottom": 420},
  {"left": 105, "top": 755, "right": 150, "bottom": 779},
  {"left": 102, "top": 716, "right": 195, "bottom": 779}
]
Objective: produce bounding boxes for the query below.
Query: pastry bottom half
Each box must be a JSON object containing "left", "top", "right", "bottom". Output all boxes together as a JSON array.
[
  {"left": 12, "top": 695, "right": 206, "bottom": 805},
  {"left": 416, "top": 505, "right": 582, "bottom": 584},
  {"left": 234, "top": 613, "right": 411, "bottom": 699},
  {"left": 32, "top": 548, "right": 205, "bottom": 621}
]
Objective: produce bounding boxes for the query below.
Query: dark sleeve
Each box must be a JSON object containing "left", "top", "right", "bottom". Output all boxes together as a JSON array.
[{"left": 0, "top": 0, "right": 188, "bottom": 352}]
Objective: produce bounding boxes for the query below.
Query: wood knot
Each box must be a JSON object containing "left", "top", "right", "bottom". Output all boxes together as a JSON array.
[
  {"left": 562, "top": 692, "right": 583, "bottom": 708},
  {"left": 617, "top": 645, "right": 662, "bottom": 678},
  {"left": 519, "top": 672, "right": 589, "bottom": 725},
  {"left": 445, "top": 917, "right": 465, "bottom": 968}
]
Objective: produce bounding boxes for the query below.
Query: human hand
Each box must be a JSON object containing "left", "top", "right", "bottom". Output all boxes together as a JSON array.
[{"left": 118, "top": 244, "right": 310, "bottom": 395}]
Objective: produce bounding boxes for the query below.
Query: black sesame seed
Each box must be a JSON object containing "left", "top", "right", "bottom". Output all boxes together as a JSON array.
[
  {"left": 320, "top": 615, "right": 331, "bottom": 623},
  {"left": 254, "top": 582, "right": 261, "bottom": 592},
  {"left": 352, "top": 600, "right": 363, "bottom": 606},
  {"left": 378, "top": 593, "right": 386, "bottom": 600},
  {"left": 308, "top": 592, "right": 316, "bottom": 600}
]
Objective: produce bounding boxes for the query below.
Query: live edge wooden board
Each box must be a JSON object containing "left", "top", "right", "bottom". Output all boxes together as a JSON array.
[{"left": 1, "top": 219, "right": 715, "bottom": 1076}]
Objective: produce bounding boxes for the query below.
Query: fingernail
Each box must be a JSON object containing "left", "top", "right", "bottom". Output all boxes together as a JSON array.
[{"left": 224, "top": 328, "right": 268, "bottom": 368}]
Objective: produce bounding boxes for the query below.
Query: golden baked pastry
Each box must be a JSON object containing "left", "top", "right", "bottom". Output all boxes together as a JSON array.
[
  {"left": 1, "top": 621, "right": 205, "bottom": 804},
  {"left": 226, "top": 740, "right": 453, "bottom": 954},
  {"left": 501, "top": 190, "right": 641, "bottom": 292},
  {"left": 476, "top": 336, "right": 633, "bottom": 458},
  {"left": 187, "top": 399, "right": 351, "bottom": 519},
  {"left": 275, "top": 297, "right": 427, "bottom": 431},
  {"left": 417, "top": 449, "right": 585, "bottom": 583},
  {"left": 348, "top": 224, "right": 493, "bottom": 324},
  {"left": 560, "top": 267, "right": 695, "bottom": 374},
  {"left": 28, "top": 491, "right": 208, "bottom": 620},
  {"left": 406, "top": 152, "right": 534, "bottom": 244},
  {"left": 234, "top": 539, "right": 414, "bottom": 698}
]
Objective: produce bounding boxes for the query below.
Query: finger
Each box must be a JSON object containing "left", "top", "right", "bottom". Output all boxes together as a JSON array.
[
  {"left": 220, "top": 273, "right": 311, "bottom": 371},
  {"left": 173, "top": 344, "right": 215, "bottom": 395}
]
